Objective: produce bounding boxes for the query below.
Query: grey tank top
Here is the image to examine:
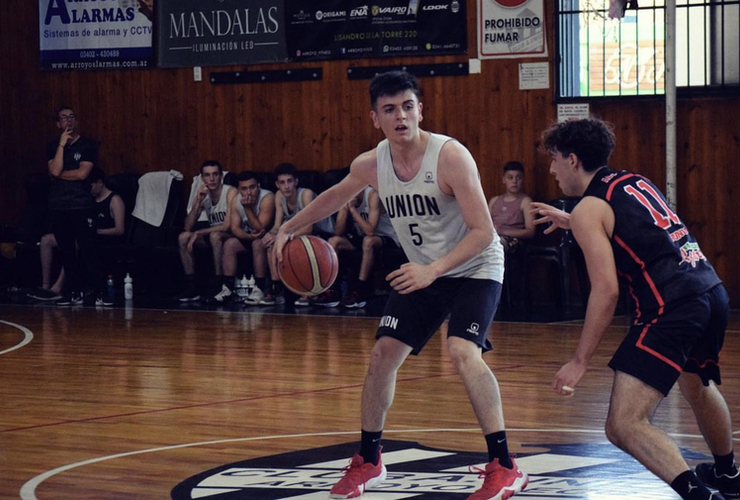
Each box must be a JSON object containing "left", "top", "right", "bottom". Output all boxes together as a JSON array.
[
  {"left": 236, "top": 188, "right": 271, "bottom": 232},
  {"left": 376, "top": 133, "right": 504, "bottom": 281}
]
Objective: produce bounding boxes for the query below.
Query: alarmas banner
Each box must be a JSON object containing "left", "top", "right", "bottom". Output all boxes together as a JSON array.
[{"left": 39, "top": 0, "right": 154, "bottom": 71}]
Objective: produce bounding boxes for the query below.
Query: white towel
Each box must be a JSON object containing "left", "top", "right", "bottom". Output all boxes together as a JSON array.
[
  {"left": 186, "top": 171, "right": 228, "bottom": 222},
  {"left": 132, "top": 170, "right": 183, "bottom": 227}
]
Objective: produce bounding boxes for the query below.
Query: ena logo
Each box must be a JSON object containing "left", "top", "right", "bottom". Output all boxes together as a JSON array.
[{"left": 351, "top": 5, "right": 369, "bottom": 17}]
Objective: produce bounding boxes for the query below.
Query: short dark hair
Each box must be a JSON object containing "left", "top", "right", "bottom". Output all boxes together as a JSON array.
[
  {"left": 237, "top": 171, "right": 258, "bottom": 183},
  {"left": 542, "top": 118, "right": 616, "bottom": 172},
  {"left": 88, "top": 166, "right": 105, "bottom": 184},
  {"left": 56, "top": 106, "right": 75, "bottom": 119},
  {"left": 503, "top": 161, "right": 524, "bottom": 174},
  {"left": 369, "top": 71, "right": 422, "bottom": 110},
  {"left": 200, "top": 160, "right": 223, "bottom": 173},
  {"left": 274, "top": 162, "right": 297, "bottom": 178}
]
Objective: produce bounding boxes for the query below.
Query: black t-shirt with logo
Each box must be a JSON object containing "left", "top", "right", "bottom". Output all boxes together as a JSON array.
[{"left": 46, "top": 136, "right": 97, "bottom": 210}]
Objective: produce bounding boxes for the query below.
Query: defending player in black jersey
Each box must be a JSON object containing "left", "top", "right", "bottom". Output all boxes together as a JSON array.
[{"left": 534, "top": 118, "right": 736, "bottom": 500}]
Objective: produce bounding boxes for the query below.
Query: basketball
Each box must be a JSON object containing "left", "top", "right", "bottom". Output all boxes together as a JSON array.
[{"left": 279, "top": 235, "right": 339, "bottom": 296}]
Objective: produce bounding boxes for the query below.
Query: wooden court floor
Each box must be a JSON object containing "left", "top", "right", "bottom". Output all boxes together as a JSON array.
[{"left": 1, "top": 303, "right": 739, "bottom": 499}]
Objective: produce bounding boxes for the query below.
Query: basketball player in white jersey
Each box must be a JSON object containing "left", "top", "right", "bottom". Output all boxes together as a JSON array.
[
  {"left": 276, "top": 71, "right": 527, "bottom": 499},
  {"left": 215, "top": 171, "right": 275, "bottom": 302},
  {"left": 177, "top": 160, "right": 237, "bottom": 302}
]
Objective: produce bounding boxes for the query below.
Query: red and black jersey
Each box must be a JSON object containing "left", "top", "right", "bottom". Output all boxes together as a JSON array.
[{"left": 583, "top": 168, "right": 721, "bottom": 322}]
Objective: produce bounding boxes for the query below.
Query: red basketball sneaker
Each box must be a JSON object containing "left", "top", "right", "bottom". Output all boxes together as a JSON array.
[
  {"left": 329, "top": 452, "right": 387, "bottom": 498},
  {"left": 468, "top": 457, "right": 528, "bottom": 500}
]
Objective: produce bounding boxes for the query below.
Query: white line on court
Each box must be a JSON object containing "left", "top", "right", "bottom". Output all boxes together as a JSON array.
[
  {"left": 20, "top": 426, "right": 734, "bottom": 499},
  {"left": 0, "top": 320, "right": 33, "bottom": 355}
]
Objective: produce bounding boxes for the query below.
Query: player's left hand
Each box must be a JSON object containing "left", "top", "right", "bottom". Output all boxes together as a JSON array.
[
  {"left": 386, "top": 262, "right": 437, "bottom": 294},
  {"left": 552, "top": 359, "right": 587, "bottom": 396},
  {"left": 531, "top": 202, "right": 571, "bottom": 234}
]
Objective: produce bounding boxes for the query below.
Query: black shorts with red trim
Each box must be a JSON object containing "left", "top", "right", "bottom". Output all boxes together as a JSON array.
[
  {"left": 376, "top": 277, "right": 501, "bottom": 355},
  {"left": 608, "top": 284, "right": 728, "bottom": 396}
]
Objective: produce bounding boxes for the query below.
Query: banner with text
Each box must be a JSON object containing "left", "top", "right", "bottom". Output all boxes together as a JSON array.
[
  {"left": 286, "top": 0, "right": 466, "bottom": 61},
  {"left": 39, "top": 0, "right": 154, "bottom": 71},
  {"left": 156, "top": 0, "right": 288, "bottom": 68},
  {"left": 477, "top": 0, "right": 547, "bottom": 59}
]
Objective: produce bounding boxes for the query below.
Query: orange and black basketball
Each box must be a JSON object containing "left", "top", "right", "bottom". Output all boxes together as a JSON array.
[{"left": 278, "top": 235, "right": 339, "bottom": 296}]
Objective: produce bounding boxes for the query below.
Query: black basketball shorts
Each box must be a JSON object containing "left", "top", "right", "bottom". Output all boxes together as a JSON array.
[
  {"left": 376, "top": 277, "right": 502, "bottom": 355},
  {"left": 609, "top": 284, "right": 729, "bottom": 396}
]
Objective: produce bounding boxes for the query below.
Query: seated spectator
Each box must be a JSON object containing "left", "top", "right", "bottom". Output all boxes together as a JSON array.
[
  {"left": 313, "top": 186, "right": 399, "bottom": 308},
  {"left": 176, "top": 160, "right": 236, "bottom": 302},
  {"left": 215, "top": 172, "right": 275, "bottom": 303},
  {"left": 488, "top": 161, "right": 535, "bottom": 252},
  {"left": 28, "top": 166, "right": 125, "bottom": 302},
  {"left": 253, "top": 163, "right": 324, "bottom": 305}
]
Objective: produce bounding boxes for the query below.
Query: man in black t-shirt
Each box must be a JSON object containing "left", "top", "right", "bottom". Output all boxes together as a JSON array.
[
  {"left": 46, "top": 106, "right": 102, "bottom": 305},
  {"left": 534, "top": 118, "right": 735, "bottom": 500}
]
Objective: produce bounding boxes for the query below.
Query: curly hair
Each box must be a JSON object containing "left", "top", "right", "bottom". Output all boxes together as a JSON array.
[{"left": 542, "top": 118, "right": 616, "bottom": 172}]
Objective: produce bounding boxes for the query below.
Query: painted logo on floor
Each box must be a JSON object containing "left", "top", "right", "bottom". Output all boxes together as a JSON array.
[{"left": 171, "top": 439, "right": 708, "bottom": 499}]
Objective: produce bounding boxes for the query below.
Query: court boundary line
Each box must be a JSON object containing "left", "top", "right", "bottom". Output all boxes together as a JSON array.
[
  {"left": 0, "top": 320, "right": 33, "bottom": 355},
  {"left": 20, "top": 426, "right": 736, "bottom": 500}
]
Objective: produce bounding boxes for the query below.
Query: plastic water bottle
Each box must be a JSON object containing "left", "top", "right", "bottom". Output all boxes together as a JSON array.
[
  {"left": 106, "top": 275, "right": 115, "bottom": 300},
  {"left": 238, "top": 275, "right": 249, "bottom": 302},
  {"left": 124, "top": 273, "right": 134, "bottom": 300}
]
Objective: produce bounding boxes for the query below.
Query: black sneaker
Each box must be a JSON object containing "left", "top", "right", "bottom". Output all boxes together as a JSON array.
[
  {"left": 310, "top": 289, "right": 340, "bottom": 307},
  {"left": 95, "top": 292, "right": 114, "bottom": 306},
  {"left": 340, "top": 290, "right": 368, "bottom": 309},
  {"left": 57, "top": 292, "right": 83, "bottom": 306},
  {"left": 177, "top": 285, "right": 200, "bottom": 302},
  {"left": 697, "top": 463, "right": 740, "bottom": 499}
]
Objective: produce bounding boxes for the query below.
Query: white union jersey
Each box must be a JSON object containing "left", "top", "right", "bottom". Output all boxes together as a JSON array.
[
  {"left": 203, "top": 185, "right": 234, "bottom": 227},
  {"left": 376, "top": 133, "right": 504, "bottom": 281}
]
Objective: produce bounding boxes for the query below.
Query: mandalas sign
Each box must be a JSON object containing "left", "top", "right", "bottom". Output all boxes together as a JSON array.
[{"left": 155, "top": 0, "right": 288, "bottom": 68}]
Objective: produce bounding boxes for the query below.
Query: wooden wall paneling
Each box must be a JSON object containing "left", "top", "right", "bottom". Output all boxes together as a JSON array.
[{"left": 2, "top": 0, "right": 739, "bottom": 306}]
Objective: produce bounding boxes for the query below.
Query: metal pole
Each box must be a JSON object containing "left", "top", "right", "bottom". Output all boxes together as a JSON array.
[{"left": 665, "top": 0, "right": 677, "bottom": 210}]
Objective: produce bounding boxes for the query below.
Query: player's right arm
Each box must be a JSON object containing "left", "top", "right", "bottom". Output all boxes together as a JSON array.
[
  {"left": 229, "top": 194, "right": 250, "bottom": 240},
  {"left": 276, "top": 151, "right": 377, "bottom": 260},
  {"left": 184, "top": 186, "right": 207, "bottom": 232},
  {"left": 552, "top": 197, "right": 619, "bottom": 395},
  {"left": 48, "top": 127, "right": 74, "bottom": 178}
]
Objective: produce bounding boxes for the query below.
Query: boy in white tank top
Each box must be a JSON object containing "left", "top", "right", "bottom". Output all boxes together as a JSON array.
[
  {"left": 176, "top": 160, "right": 236, "bottom": 302},
  {"left": 276, "top": 71, "right": 527, "bottom": 500}
]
